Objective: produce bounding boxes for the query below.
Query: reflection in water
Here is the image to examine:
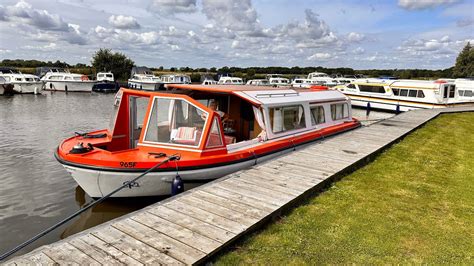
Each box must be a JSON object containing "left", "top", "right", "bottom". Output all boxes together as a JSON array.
[{"left": 61, "top": 187, "right": 168, "bottom": 239}]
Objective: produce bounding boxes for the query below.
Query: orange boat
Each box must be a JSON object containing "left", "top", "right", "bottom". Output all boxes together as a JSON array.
[{"left": 56, "top": 85, "right": 360, "bottom": 197}]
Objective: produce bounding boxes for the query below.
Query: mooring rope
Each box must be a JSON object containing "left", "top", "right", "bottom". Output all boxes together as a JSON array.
[{"left": 0, "top": 153, "right": 181, "bottom": 261}]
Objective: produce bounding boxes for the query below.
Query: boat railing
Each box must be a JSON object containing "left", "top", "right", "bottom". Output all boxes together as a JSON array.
[{"left": 255, "top": 91, "right": 300, "bottom": 98}]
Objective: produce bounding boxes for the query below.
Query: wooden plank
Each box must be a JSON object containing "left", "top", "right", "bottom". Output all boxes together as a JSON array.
[
  {"left": 69, "top": 237, "right": 127, "bottom": 265},
  {"left": 215, "top": 182, "right": 290, "bottom": 207},
  {"left": 14, "top": 250, "right": 58, "bottom": 265},
  {"left": 233, "top": 173, "right": 307, "bottom": 195},
  {"left": 241, "top": 170, "right": 316, "bottom": 192},
  {"left": 145, "top": 206, "right": 236, "bottom": 245},
  {"left": 276, "top": 159, "right": 344, "bottom": 174},
  {"left": 42, "top": 242, "right": 99, "bottom": 265},
  {"left": 163, "top": 200, "right": 248, "bottom": 234},
  {"left": 91, "top": 226, "right": 182, "bottom": 265},
  {"left": 296, "top": 150, "right": 358, "bottom": 164},
  {"left": 178, "top": 194, "right": 259, "bottom": 227},
  {"left": 200, "top": 185, "right": 278, "bottom": 212},
  {"left": 190, "top": 190, "right": 267, "bottom": 219},
  {"left": 131, "top": 211, "right": 222, "bottom": 254},
  {"left": 257, "top": 163, "right": 333, "bottom": 180},
  {"left": 223, "top": 177, "right": 299, "bottom": 198},
  {"left": 73, "top": 234, "right": 143, "bottom": 265},
  {"left": 300, "top": 146, "right": 365, "bottom": 161},
  {"left": 112, "top": 218, "right": 206, "bottom": 265}
]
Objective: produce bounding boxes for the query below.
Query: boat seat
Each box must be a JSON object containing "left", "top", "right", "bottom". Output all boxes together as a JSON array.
[{"left": 171, "top": 127, "right": 201, "bottom": 145}]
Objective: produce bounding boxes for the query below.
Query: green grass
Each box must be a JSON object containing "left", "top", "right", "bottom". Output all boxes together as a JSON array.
[{"left": 216, "top": 113, "right": 474, "bottom": 264}]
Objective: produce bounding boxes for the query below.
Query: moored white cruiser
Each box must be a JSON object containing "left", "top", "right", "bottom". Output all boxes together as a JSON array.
[
  {"left": 337, "top": 78, "right": 473, "bottom": 112},
  {"left": 0, "top": 67, "right": 43, "bottom": 94},
  {"left": 128, "top": 67, "right": 163, "bottom": 91},
  {"left": 39, "top": 67, "right": 96, "bottom": 92}
]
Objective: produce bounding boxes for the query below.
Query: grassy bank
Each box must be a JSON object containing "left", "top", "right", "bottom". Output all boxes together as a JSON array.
[{"left": 216, "top": 113, "right": 474, "bottom": 264}]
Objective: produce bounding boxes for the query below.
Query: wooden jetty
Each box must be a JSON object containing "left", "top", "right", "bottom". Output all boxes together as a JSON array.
[{"left": 4, "top": 106, "right": 474, "bottom": 265}]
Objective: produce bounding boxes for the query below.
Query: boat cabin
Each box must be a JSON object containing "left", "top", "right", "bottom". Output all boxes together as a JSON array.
[
  {"left": 102, "top": 85, "right": 356, "bottom": 154},
  {"left": 217, "top": 77, "right": 244, "bottom": 85},
  {"left": 97, "top": 72, "right": 114, "bottom": 82}
]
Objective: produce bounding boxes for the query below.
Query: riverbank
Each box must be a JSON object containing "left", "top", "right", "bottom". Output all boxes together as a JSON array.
[{"left": 216, "top": 112, "right": 474, "bottom": 264}]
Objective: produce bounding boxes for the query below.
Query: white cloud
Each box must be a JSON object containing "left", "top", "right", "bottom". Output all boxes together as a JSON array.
[
  {"left": 347, "top": 32, "right": 365, "bottom": 42},
  {"left": 108, "top": 15, "right": 140, "bottom": 29},
  {"left": 4, "top": 1, "right": 69, "bottom": 31},
  {"left": 23, "top": 42, "right": 57, "bottom": 51},
  {"left": 0, "top": 1, "right": 86, "bottom": 45},
  {"left": 202, "top": 0, "right": 265, "bottom": 36},
  {"left": 398, "top": 0, "right": 460, "bottom": 10},
  {"left": 457, "top": 18, "right": 474, "bottom": 27},
  {"left": 91, "top": 26, "right": 161, "bottom": 46},
  {"left": 353, "top": 47, "right": 365, "bottom": 54},
  {"left": 307, "top": 53, "right": 331, "bottom": 60},
  {"left": 397, "top": 35, "right": 471, "bottom": 58},
  {"left": 278, "top": 9, "right": 338, "bottom": 48},
  {"left": 150, "top": 0, "right": 197, "bottom": 14}
]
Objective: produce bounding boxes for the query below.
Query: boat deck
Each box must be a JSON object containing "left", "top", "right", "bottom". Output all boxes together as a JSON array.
[{"left": 4, "top": 106, "right": 474, "bottom": 265}]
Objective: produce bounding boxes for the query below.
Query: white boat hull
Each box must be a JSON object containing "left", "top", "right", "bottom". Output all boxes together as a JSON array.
[
  {"left": 11, "top": 82, "right": 43, "bottom": 94},
  {"left": 60, "top": 148, "right": 289, "bottom": 198},
  {"left": 44, "top": 81, "right": 95, "bottom": 92},
  {"left": 350, "top": 98, "right": 426, "bottom": 112}
]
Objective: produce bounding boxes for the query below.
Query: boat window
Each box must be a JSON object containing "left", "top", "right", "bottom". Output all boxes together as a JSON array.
[
  {"left": 310, "top": 106, "right": 325, "bottom": 125},
  {"left": 392, "top": 88, "right": 399, "bottom": 95},
  {"left": 358, "top": 85, "right": 385, "bottom": 93},
  {"left": 408, "top": 90, "right": 417, "bottom": 97},
  {"left": 144, "top": 98, "right": 207, "bottom": 147},
  {"left": 465, "top": 90, "right": 473, "bottom": 97},
  {"left": 206, "top": 117, "right": 224, "bottom": 148},
  {"left": 269, "top": 105, "right": 306, "bottom": 133},
  {"left": 400, "top": 89, "right": 409, "bottom": 97},
  {"left": 106, "top": 74, "right": 113, "bottom": 78},
  {"left": 417, "top": 90, "right": 425, "bottom": 98},
  {"left": 347, "top": 84, "right": 356, "bottom": 89},
  {"left": 459, "top": 90, "right": 464, "bottom": 96},
  {"left": 331, "top": 103, "right": 349, "bottom": 120},
  {"left": 15, "top": 78, "right": 22, "bottom": 81}
]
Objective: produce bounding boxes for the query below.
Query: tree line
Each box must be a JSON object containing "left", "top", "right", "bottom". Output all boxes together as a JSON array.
[{"left": 1, "top": 43, "right": 472, "bottom": 81}]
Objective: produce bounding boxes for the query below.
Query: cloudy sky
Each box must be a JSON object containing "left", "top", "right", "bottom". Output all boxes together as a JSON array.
[{"left": 0, "top": 0, "right": 473, "bottom": 69}]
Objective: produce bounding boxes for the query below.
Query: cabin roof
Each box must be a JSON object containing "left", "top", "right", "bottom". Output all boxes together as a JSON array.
[{"left": 165, "top": 84, "right": 347, "bottom": 106}]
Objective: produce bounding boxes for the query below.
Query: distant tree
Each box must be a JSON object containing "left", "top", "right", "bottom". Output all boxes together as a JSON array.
[
  {"left": 210, "top": 67, "right": 217, "bottom": 73},
  {"left": 453, "top": 42, "right": 474, "bottom": 78},
  {"left": 170, "top": 67, "right": 176, "bottom": 72},
  {"left": 159, "top": 66, "right": 164, "bottom": 70},
  {"left": 91, "top": 48, "right": 134, "bottom": 81}
]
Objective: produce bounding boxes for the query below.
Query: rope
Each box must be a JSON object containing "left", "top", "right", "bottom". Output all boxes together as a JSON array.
[{"left": 0, "top": 153, "right": 180, "bottom": 261}]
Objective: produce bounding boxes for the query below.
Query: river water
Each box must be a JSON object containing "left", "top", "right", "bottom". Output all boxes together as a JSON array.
[{"left": 0, "top": 91, "right": 393, "bottom": 257}]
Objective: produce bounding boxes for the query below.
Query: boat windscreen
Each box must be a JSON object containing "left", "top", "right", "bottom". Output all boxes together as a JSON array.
[{"left": 143, "top": 97, "right": 208, "bottom": 147}]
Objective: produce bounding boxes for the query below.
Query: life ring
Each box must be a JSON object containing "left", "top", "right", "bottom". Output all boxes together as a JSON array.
[{"left": 81, "top": 75, "right": 89, "bottom": 81}]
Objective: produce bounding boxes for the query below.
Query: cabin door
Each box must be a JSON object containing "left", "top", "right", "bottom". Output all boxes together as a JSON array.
[
  {"left": 443, "top": 84, "right": 456, "bottom": 100},
  {"left": 129, "top": 96, "right": 149, "bottom": 148}
]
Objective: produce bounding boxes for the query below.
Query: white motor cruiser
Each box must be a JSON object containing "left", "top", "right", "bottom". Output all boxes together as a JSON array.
[
  {"left": 307, "top": 72, "right": 338, "bottom": 87},
  {"left": 39, "top": 67, "right": 96, "bottom": 92},
  {"left": 0, "top": 67, "right": 43, "bottom": 94},
  {"left": 128, "top": 67, "right": 163, "bottom": 91}
]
